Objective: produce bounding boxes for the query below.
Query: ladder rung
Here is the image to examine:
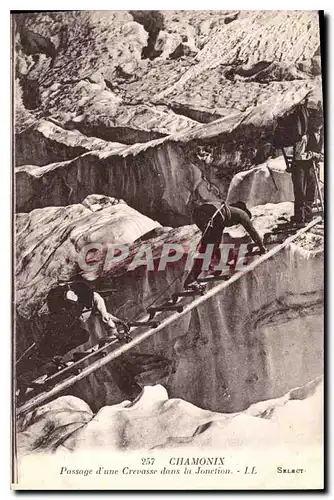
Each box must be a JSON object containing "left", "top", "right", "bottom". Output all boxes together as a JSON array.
[
  {"left": 273, "top": 224, "right": 301, "bottom": 231},
  {"left": 273, "top": 222, "right": 305, "bottom": 231},
  {"left": 198, "top": 274, "right": 230, "bottom": 283},
  {"left": 272, "top": 226, "right": 293, "bottom": 233},
  {"left": 172, "top": 289, "right": 205, "bottom": 299},
  {"left": 30, "top": 380, "right": 46, "bottom": 389},
  {"left": 128, "top": 320, "right": 160, "bottom": 328},
  {"left": 273, "top": 222, "right": 293, "bottom": 228},
  {"left": 245, "top": 251, "right": 261, "bottom": 257},
  {"left": 272, "top": 229, "right": 298, "bottom": 236},
  {"left": 71, "top": 352, "right": 92, "bottom": 361},
  {"left": 312, "top": 200, "right": 324, "bottom": 207},
  {"left": 97, "top": 288, "right": 117, "bottom": 295},
  {"left": 147, "top": 304, "right": 184, "bottom": 315}
]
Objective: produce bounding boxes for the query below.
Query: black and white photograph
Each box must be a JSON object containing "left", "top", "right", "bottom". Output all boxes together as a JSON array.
[{"left": 11, "top": 9, "right": 324, "bottom": 490}]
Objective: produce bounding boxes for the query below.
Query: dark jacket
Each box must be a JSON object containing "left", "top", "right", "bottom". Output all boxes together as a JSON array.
[
  {"left": 307, "top": 131, "right": 323, "bottom": 155},
  {"left": 193, "top": 203, "right": 263, "bottom": 249},
  {"left": 295, "top": 131, "right": 323, "bottom": 166}
]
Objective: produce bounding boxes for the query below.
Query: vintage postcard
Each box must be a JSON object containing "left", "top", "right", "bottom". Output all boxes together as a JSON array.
[{"left": 12, "top": 10, "right": 324, "bottom": 490}]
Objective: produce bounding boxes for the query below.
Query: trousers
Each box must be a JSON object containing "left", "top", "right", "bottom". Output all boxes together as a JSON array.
[
  {"left": 291, "top": 160, "right": 316, "bottom": 221},
  {"left": 184, "top": 227, "right": 223, "bottom": 287}
]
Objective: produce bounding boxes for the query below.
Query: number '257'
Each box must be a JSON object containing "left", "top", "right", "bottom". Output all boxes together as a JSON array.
[{"left": 141, "top": 458, "right": 155, "bottom": 465}]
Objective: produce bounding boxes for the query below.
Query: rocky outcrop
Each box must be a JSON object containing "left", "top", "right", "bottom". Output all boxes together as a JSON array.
[{"left": 17, "top": 377, "right": 323, "bottom": 454}]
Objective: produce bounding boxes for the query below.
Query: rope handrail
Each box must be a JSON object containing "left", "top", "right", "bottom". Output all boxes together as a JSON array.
[{"left": 16, "top": 216, "right": 322, "bottom": 416}]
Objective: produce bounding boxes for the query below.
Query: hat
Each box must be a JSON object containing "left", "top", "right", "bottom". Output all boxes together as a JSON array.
[{"left": 305, "top": 88, "right": 323, "bottom": 111}]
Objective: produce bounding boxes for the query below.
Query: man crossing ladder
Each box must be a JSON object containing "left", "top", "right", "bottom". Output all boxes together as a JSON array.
[
  {"left": 184, "top": 200, "right": 266, "bottom": 289},
  {"left": 16, "top": 280, "right": 129, "bottom": 392}
]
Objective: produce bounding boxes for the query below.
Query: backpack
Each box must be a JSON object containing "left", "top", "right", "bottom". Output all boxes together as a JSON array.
[{"left": 273, "top": 104, "right": 309, "bottom": 148}]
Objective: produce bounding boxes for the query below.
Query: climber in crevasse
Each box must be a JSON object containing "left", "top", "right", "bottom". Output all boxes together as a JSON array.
[
  {"left": 184, "top": 200, "right": 267, "bottom": 289},
  {"left": 16, "top": 280, "right": 129, "bottom": 385}
]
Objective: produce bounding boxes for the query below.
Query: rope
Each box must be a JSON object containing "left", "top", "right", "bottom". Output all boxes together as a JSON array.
[
  {"left": 201, "top": 202, "right": 231, "bottom": 240},
  {"left": 16, "top": 342, "right": 36, "bottom": 365},
  {"left": 131, "top": 269, "right": 186, "bottom": 322}
]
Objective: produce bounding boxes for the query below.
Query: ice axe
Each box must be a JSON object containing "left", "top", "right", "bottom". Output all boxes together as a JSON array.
[{"left": 312, "top": 160, "right": 324, "bottom": 217}]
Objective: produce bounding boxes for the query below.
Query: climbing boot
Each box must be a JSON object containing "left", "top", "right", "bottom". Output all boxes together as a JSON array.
[{"left": 185, "top": 281, "right": 205, "bottom": 291}]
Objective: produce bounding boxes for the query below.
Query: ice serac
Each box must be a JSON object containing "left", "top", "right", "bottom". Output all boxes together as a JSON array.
[
  {"left": 15, "top": 87, "right": 317, "bottom": 225},
  {"left": 227, "top": 156, "right": 294, "bottom": 208},
  {"left": 14, "top": 10, "right": 322, "bottom": 226},
  {"left": 15, "top": 119, "right": 128, "bottom": 167},
  {"left": 154, "top": 11, "right": 320, "bottom": 105},
  {"left": 15, "top": 197, "right": 323, "bottom": 414},
  {"left": 15, "top": 11, "right": 320, "bottom": 135},
  {"left": 226, "top": 155, "right": 324, "bottom": 208},
  {"left": 17, "top": 377, "right": 323, "bottom": 454},
  {"left": 15, "top": 195, "right": 162, "bottom": 354}
]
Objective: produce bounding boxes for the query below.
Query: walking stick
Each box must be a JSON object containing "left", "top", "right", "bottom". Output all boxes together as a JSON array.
[
  {"left": 312, "top": 160, "right": 324, "bottom": 217},
  {"left": 281, "top": 147, "right": 291, "bottom": 171},
  {"left": 281, "top": 144, "right": 296, "bottom": 173}
]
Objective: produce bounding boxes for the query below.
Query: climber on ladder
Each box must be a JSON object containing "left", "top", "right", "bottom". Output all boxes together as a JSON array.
[
  {"left": 184, "top": 200, "right": 267, "bottom": 289},
  {"left": 16, "top": 280, "right": 129, "bottom": 390},
  {"left": 274, "top": 94, "right": 324, "bottom": 223}
]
